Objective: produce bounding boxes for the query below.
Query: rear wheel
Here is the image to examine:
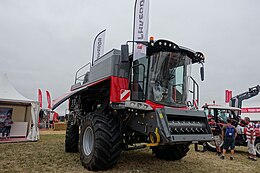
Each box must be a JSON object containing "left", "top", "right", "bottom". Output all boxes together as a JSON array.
[
  {"left": 65, "top": 119, "right": 79, "bottom": 152},
  {"left": 79, "top": 112, "right": 122, "bottom": 171},
  {"left": 152, "top": 143, "right": 190, "bottom": 160},
  {"left": 255, "top": 139, "right": 260, "bottom": 157}
]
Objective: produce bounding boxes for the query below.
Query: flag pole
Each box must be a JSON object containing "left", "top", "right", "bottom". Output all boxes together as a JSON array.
[{"left": 132, "top": 0, "right": 138, "bottom": 58}]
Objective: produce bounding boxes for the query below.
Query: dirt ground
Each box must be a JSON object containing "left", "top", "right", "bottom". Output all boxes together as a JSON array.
[{"left": 0, "top": 131, "right": 259, "bottom": 173}]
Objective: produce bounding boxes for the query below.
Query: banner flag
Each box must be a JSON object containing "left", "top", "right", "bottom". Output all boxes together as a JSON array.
[
  {"left": 241, "top": 107, "right": 260, "bottom": 113},
  {"left": 133, "top": 0, "right": 150, "bottom": 60},
  {"left": 229, "top": 90, "right": 232, "bottom": 102},
  {"left": 92, "top": 29, "right": 106, "bottom": 65},
  {"left": 46, "top": 90, "right": 51, "bottom": 109},
  {"left": 225, "top": 90, "right": 232, "bottom": 103},
  {"left": 38, "top": 89, "right": 42, "bottom": 108}
]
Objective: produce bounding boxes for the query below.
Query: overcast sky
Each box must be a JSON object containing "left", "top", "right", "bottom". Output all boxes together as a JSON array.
[{"left": 0, "top": 0, "right": 260, "bottom": 115}]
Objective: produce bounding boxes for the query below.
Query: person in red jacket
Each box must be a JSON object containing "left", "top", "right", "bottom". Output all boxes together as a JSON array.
[{"left": 245, "top": 117, "right": 257, "bottom": 161}]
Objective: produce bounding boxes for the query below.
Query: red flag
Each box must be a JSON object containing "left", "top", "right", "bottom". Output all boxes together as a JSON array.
[
  {"left": 225, "top": 90, "right": 232, "bottom": 103},
  {"left": 38, "top": 89, "right": 42, "bottom": 108},
  {"left": 46, "top": 90, "right": 51, "bottom": 109},
  {"left": 225, "top": 90, "right": 229, "bottom": 103},
  {"left": 53, "top": 111, "right": 59, "bottom": 122},
  {"left": 228, "top": 90, "right": 232, "bottom": 101}
]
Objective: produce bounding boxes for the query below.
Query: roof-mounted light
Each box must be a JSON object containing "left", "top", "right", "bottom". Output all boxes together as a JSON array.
[{"left": 149, "top": 36, "right": 154, "bottom": 43}]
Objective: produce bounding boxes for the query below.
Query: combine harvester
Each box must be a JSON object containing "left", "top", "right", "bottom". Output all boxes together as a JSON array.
[{"left": 52, "top": 0, "right": 212, "bottom": 171}]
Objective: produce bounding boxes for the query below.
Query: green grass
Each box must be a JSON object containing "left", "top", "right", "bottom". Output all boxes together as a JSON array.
[{"left": 0, "top": 134, "right": 259, "bottom": 173}]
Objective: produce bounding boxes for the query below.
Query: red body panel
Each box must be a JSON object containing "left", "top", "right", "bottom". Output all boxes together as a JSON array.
[
  {"left": 110, "top": 76, "right": 129, "bottom": 102},
  {"left": 145, "top": 100, "right": 164, "bottom": 109},
  {"left": 71, "top": 76, "right": 111, "bottom": 91},
  {"left": 145, "top": 100, "right": 188, "bottom": 110}
]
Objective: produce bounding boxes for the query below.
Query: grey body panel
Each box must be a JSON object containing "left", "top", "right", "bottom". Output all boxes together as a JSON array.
[
  {"left": 164, "top": 107, "right": 206, "bottom": 117},
  {"left": 89, "top": 49, "right": 120, "bottom": 82},
  {"left": 126, "top": 107, "right": 212, "bottom": 145},
  {"left": 127, "top": 111, "right": 157, "bottom": 135},
  {"left": 52, "top": 49, "right": 131, "bottom": 110},
  {"left": 155, "top": 108, "right": 212, "bottom": 144},
  {"left": 171, "top": 134, "right": 213, "bottom": 142},
  {"left": 72, "top": 49, "right": 130, "bottom": 91},
  {"left": 89, "top": 49, "right": 130, "bottom": 83}
]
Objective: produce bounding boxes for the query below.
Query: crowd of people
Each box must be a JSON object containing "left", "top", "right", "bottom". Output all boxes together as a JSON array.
[{"left": 208, "top": 116, "right": 258, "bottom": 161}]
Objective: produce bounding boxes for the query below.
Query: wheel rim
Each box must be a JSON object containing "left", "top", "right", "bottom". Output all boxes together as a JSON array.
[
  {"left": 83, "top": 127, "right": 94, "bottom": 156},
  {"left": 256, "top": 142, "right": 260, "bottom": 155}
]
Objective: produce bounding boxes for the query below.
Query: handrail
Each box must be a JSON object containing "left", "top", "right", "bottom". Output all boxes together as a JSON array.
[
  {"left": 74, "top": 63, "right": 91, "bottom": 84},
  {"left": 132, "top": 63, "right": 146, "bottom": 101},
  {"left": 188, "top": 76, "right": 199, "bottom": 106}
]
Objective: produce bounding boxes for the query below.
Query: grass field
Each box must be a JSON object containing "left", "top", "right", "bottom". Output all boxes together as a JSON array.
[{"left": 0, "top": 132, "right": 259, "bottom": 173}]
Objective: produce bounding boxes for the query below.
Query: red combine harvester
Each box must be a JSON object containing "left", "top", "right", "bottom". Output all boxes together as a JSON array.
[{"left": 52, "top": 37, "right": 213, "bottom": 170}]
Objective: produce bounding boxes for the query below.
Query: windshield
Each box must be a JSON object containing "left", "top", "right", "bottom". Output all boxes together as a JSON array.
[
  {"left": 204, "top": 108, "right": 239, "bottom": 123},
  {"left": 148, "top": 51, "right": 191, "bottom": 107}
]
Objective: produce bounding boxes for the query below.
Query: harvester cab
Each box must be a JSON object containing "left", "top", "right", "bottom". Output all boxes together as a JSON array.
[{"left": 124, "top": 38, "right": 205, "bottom": 107}]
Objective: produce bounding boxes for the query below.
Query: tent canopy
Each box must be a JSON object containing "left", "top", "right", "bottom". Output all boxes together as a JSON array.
[
  {"left": 0, "top": 74, "right": 36, "bottom": 105},
  {"left": 0, "top": 74, "right": 39, "bottom": 141}
]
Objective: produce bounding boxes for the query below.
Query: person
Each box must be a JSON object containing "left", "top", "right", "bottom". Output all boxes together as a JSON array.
[
  {"left": 220, "top": 118, "right": 237, "bottom": 160},
  {"left": 2, "top": 115, "right": 13, "bottom": 139},
  {"left": 49, "top": 111, "right": 54, "bottom": 128},
  {"left": 255, "top": 121, "right": 260, "bottom": 128},
  {"left": 236, "top": 119, "right": 247, "bottom": 142},
  {"left": 244, "top": 117, "right": 257, "bottom": 161},
  {"left": 209, "top": 118, "right": 222, "bottom": 156}
]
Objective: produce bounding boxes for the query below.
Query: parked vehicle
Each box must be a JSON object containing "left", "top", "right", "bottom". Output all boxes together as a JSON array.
[{"left": 203, "top": 104, "right": 260, "bottom": 157}]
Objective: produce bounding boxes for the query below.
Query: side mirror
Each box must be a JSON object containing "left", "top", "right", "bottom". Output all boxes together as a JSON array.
[
  {"left": 120, "top": 44, "right": 129, "bottom": 63},
  {"left": 200, "top": 64, "right": 204, "bottom": 81}
]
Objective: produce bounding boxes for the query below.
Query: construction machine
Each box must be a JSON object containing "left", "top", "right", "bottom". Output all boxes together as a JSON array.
[{"left": 230, "top": 85, "right": 260, "bottom": 109}]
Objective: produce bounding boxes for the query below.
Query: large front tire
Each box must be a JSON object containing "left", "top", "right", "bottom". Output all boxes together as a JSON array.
[
  {"left": 80, "top": 112, "right": 122, "bottom": 171},
  {"left": 152, "top": 143, "right": 190, "bottom": 160},
  {"left": 65, "top": 119, "right": 79, "bottom": 152}
]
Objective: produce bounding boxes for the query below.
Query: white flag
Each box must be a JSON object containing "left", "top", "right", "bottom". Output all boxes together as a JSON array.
[
  {"left": 92, "top": 29, "right": 106, "bottom": 65},
  {"left": 133, "top": 0, "right": 150, "bottom": 60}
]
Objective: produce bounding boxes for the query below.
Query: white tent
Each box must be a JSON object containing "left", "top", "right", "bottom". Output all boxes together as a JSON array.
[{"left": 0, "top": 74, "right": 39, "bottom": 141}]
